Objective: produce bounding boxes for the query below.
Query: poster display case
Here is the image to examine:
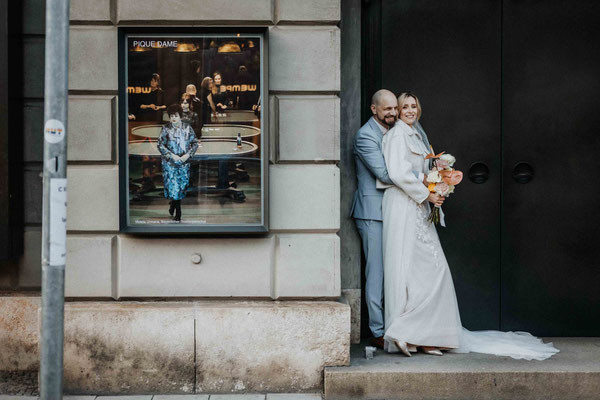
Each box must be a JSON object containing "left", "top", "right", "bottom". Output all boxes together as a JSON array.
[{"left": 118, "top": 28, "right": 268, "bottom": 233}]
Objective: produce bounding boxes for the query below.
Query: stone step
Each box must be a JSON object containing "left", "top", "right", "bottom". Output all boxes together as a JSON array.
[{"left": 324, "top": 338, "right": 600, "bottom": 400}]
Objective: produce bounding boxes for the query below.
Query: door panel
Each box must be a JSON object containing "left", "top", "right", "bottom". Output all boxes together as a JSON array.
[
  {"left": 367, "top": 0, "right": 600, "bottom": 335},
  {"left": 501, "top": 0, "right": 600, "bottom": 335},
  {"left": 379, "top": 0, "right": 502, "bottom": 330}
]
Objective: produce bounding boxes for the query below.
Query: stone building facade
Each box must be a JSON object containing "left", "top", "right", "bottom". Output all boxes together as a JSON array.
[{"left": 1, "top": 0, "right": 358, "bottom": 394}]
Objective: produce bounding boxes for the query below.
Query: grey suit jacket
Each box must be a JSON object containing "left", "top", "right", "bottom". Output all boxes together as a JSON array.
[{"left": 351, "top": 117, "right": 430, "bottom": 221}]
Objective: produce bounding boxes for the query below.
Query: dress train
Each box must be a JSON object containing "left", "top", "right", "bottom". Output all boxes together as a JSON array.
[{"left": 451, "top": 328, "right": 559, "bottom": 361}]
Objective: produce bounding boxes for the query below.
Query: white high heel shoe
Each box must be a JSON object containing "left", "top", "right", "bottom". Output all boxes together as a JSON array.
[
  {"left": 421, "top": 347, "right": 443, "bottom": 356},
  {"left": 393, "top": 340, "right": 412, "bottom": 357}
]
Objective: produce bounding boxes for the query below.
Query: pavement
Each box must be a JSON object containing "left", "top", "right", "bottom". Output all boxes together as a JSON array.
[
  {"left": 0, "top": 371, "right": 321, "bottom": 399},
  {"left": 340, "top": 337, "right": 600, "bottom": 372},
  {"left": 0, "top": 395, "right": 323, "bottom": 400}
]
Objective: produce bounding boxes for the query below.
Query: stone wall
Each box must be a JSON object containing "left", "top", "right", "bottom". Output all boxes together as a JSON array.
[
  {"left": 0, "top": 0, "right": 350, "bottom": 393},
  {"left": 2, "top": 0, "right": 342, "bottom": 300}
]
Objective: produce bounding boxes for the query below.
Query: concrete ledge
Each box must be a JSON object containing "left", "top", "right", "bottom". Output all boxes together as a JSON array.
[
  {"left": 0, "top": 298, "right": 350, "bottom": 394},
  {"left": 325, "top": 338, "right": 600, "bottom": 400}
]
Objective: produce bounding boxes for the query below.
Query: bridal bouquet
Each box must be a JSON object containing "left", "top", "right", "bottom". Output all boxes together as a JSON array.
[{"left": 425, "top": 147, "right": 463, "bottom": 225}]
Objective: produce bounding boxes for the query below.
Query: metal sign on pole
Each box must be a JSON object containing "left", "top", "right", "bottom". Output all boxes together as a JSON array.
[{"left": 41, "top": 0, "right": 70, "bottom": 398}]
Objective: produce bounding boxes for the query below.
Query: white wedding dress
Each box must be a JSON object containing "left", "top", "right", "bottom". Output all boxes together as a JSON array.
[{"left": 379, "top": 120, "right": 559, "bottom": 361}]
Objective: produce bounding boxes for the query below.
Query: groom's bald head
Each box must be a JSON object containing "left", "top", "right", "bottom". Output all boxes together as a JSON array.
[
  {"left": 372, "top": 89, "right": 396, "bottom": 107},
  {"left": 371, "top": 89, "right": 398, "bottom": 129}
]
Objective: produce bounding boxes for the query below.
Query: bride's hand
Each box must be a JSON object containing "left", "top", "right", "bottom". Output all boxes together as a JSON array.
[{"left": 427, "top": 193, "right": 445, "bottom": 207}]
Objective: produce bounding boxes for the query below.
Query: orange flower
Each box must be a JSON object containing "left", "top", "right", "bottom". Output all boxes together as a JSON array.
[
  {"left": 425, "top": 145, "right": 445, "bottom": 160},
  {"left": 428, "top": 183, "right": 437, "bottom": 192}
]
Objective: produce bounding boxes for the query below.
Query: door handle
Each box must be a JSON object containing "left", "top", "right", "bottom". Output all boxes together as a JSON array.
[
  {"left": 512, "top": 162, "right": 534, "bottom": 184},
  {"left": 468, "top": 162, "right": 490, "bottom": 184}
]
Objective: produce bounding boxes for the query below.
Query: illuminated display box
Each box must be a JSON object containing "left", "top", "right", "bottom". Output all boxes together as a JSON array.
[{"left": 118, "top": 28, "right": 268, "bottom": 233}]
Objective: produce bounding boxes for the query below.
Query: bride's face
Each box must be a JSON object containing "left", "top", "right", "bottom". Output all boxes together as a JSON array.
[{"left": 399, "top": 97, "right": 418, "bottom": 126}]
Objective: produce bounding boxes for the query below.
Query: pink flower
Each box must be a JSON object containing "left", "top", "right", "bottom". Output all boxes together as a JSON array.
[
  {"left": 435, "top": 182, "right": 450, "bottom": 196},
  {"left": 436, "top": 159, "right": 449, "bottom": 169}
]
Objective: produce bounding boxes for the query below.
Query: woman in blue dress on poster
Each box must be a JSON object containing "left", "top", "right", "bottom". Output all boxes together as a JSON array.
[{"left": 157, "top": 104, "right": 199, "bottom": 222}]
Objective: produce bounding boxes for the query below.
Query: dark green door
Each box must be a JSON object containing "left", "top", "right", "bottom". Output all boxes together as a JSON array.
[{"left": 363, "top": 0, "right": 600, "bottom": 335}]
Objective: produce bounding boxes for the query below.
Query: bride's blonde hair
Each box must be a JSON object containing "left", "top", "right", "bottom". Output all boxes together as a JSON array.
[{"left": 397, "top": 92, "right": 422, "bottom": 121}]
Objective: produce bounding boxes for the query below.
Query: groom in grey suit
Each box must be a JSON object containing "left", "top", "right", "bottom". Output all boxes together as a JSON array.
[{"left": 351, "top": 89, "right": 430, "bottom": 348}]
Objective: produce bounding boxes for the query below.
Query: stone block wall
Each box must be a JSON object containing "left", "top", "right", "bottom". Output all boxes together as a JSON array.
[
  {"left": 0, "top": 0, "right": 349, "bottom": 393},
  {"left": 2, "top": 0, "right": 342, "bottom": 300}
]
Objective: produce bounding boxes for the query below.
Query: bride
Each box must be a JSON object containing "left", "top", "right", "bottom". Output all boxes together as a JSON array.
[{"left": 379, "top": 92, "right": 559, "bottom": 360}]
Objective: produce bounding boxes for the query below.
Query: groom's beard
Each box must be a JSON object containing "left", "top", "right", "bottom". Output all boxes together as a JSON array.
[{"left": 380, "top": 116, "right": 396, "bottom": 129}]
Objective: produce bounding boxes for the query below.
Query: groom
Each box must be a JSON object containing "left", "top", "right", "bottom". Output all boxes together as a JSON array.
[{"left": 351, "top": 89, "right": 430, "bottom": 348}]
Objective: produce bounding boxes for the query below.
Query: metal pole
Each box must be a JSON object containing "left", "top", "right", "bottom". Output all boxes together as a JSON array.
[{"left": 41, "top": 0, "right": 70, "bottom": 399}]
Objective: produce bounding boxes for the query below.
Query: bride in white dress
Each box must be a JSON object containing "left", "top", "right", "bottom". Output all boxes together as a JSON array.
[{"left": 379, "top": 92, "right": 559, "bottom": 360}]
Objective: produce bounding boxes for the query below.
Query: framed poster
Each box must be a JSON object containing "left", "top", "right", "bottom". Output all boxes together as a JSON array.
[{"left": 118, "top": 28, "right": 268, "bottom": 233}]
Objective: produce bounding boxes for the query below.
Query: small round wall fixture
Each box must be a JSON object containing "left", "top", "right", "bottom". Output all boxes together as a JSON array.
[
  {"left": 468, "top": 162, "right": 490, "bottom": 184},
  {"left": 512, "top": 162, "right": 534, "bottom": 184}
]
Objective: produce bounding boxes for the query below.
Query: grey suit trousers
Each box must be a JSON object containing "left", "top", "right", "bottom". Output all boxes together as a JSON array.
[{"left": 355, "top": 218, "right": 384, "bottom": 337}]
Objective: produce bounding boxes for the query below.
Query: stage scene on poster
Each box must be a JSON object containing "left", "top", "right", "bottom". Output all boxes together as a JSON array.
[{"left": 126, "top": 35, "right": 263, "bottom": 226}]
